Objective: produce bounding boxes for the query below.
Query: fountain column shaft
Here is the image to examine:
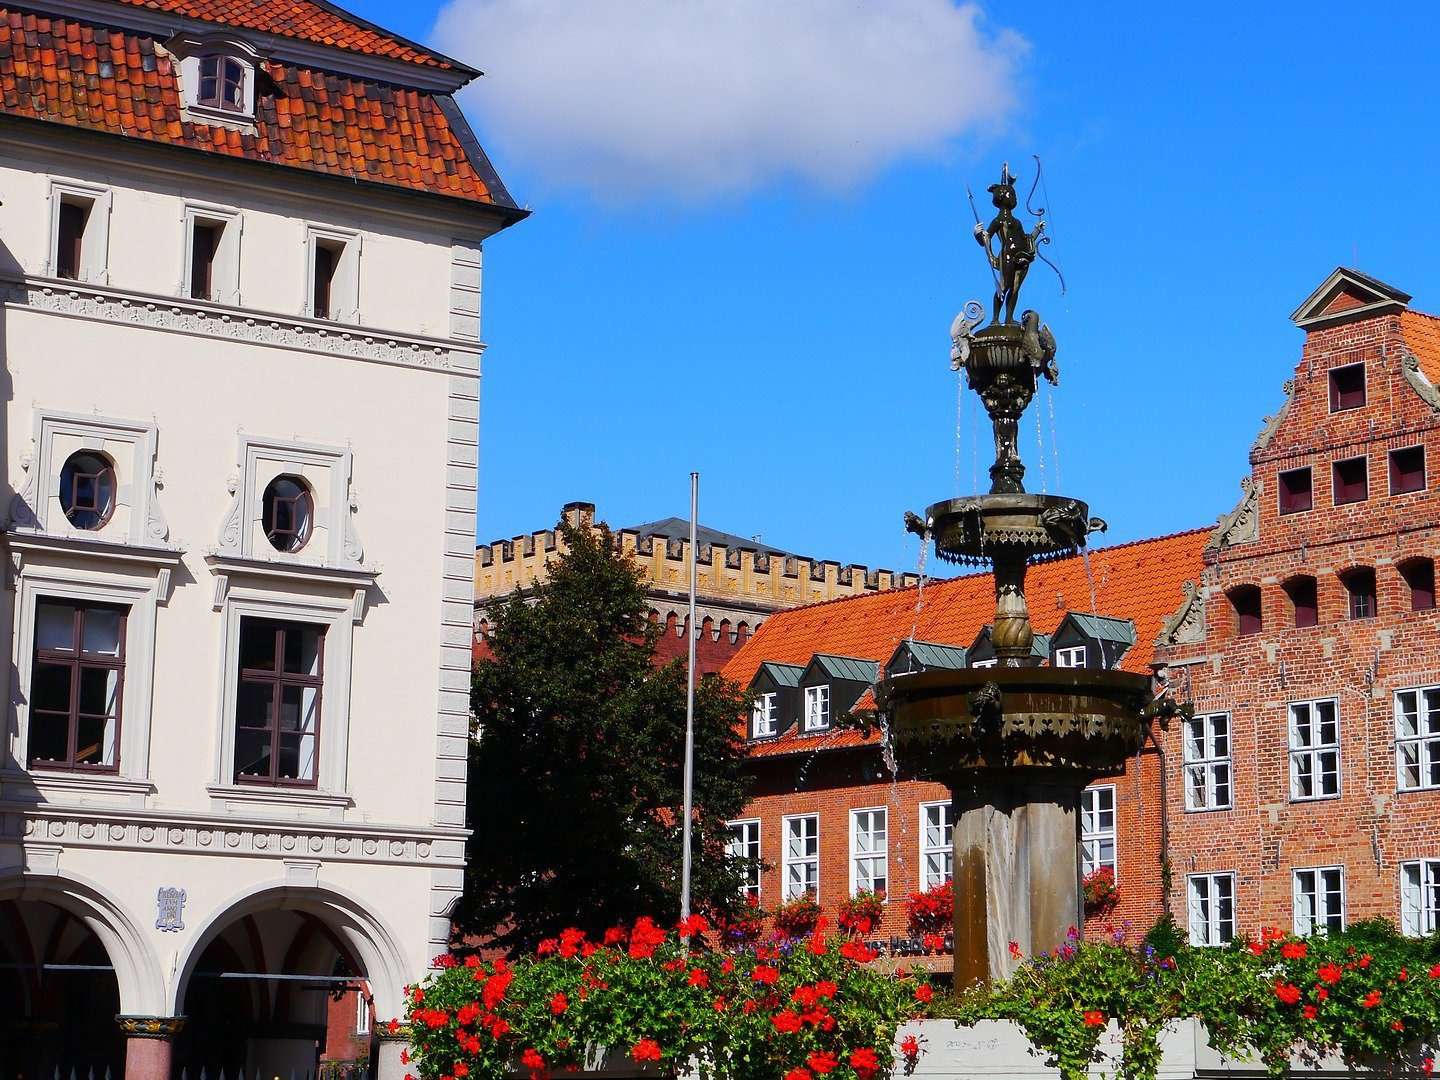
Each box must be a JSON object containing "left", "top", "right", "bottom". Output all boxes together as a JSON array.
[{"left": 950, "top": 775, "right": 1084, "bottom": 988}]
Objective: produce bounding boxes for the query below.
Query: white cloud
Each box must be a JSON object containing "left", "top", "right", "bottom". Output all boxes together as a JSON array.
[{"left": 434, "top": 0, "right": 1027, "bottom": 203}]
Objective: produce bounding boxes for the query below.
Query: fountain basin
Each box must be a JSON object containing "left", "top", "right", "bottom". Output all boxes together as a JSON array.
[{"left": 916, "top": 494, "right": 1100, "bottom": 566}]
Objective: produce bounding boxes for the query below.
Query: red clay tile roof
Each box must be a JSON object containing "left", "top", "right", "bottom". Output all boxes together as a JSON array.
[
  {"left": 0, "top": 6, "right": 517, "bottom": 208},
  {"left": 726, "top": 528, "right": 1210, "bottom": 758},
  {"left": 1402, "top": 311, "right": 1440, "bottom": 387},
  {"left": 110, "top": 0, "right": 458, "bottom": 69}
]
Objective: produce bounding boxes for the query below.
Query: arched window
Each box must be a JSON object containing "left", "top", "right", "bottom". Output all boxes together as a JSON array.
[
  {"left": 197, "top": 55, "right": 247, "bottom": 112},
  {"left": 262, "top": 475, "right": 314, "bottom": 553},
  {"left": 1283, "top": 575, "right": 1318, "bottom": 628},
  {"left": 59, "top": 450, "right": 116, "bottom": 530},
  {"left": 1340, "top": 567, "right": 1377, "bottom": 620},
  {"left": 1228, "top": 585, "right": 1262, "bottom": 636},
  {"left": 1400, "top": 558, "right": 1436, "bottom": 612}
]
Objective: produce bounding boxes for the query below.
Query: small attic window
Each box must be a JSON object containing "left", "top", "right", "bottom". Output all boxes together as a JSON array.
[
  {"left": 198, "top": 55, "right": 247, "bottom": 112},
  {"left": 176, "top": 42, "right": 259, "bottom": 121},
  {"left": 1329, "top": 364, "right": 1366, "bottom": 412}
]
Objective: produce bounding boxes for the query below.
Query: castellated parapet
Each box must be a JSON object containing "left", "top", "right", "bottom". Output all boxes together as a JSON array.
[{"left": 475, "top": 502, "right": 920, "bottom": 650}]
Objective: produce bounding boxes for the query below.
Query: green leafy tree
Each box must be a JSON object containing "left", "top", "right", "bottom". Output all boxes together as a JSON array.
[{"left": 458, "top": 520, "right": 754, "bottom": 952}]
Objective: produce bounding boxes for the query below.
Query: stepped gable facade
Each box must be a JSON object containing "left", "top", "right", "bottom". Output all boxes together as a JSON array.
[
  {"left": 0, "top": 0, "right": 520, "bottom": 1074},
  {"left": 720, "top": 528, "right": 1209, "bottom": 950},
  {"left": 474, "top": 501, "right": 920, "bottom": 673},
  {"left": 1154, "top": 268, "right": 1440, "bottom": 942}
]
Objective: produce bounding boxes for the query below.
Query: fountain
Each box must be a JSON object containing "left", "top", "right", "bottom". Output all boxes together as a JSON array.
[{"left": 881, "top": 164, "right": 1163, "bottom": 989}]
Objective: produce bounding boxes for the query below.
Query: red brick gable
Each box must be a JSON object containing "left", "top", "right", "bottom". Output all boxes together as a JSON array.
[{"left": 0, "top": 6, "right": 517, "bottom": 208}]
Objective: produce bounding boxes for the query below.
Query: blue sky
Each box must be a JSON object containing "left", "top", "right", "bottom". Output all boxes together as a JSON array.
[{"left": 355, "top": 0, "right": 1440, "bottom": 575}]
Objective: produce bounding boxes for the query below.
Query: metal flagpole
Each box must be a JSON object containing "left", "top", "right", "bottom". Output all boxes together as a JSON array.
[{"left": 680, "top": 471, "right": 698, "bottom": 922}]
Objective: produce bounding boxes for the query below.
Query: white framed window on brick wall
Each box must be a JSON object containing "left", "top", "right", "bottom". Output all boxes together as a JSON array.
[
  {"left": 1395, "top": 687, "right": 1440, "bottom": 791},
  {"left": 1186, "top": 872, "right": 1236, "bottom": 946},
  {"left": 355, "top": 990, "right": 371, "bottom": 1036},
  {"left": 1288, "top": 698, "right": 1340, "bottom": 801},
  {"left": 727, "top": 819, "right": 761, "bottom": 900},
  {"left": 1293, "top": 866, "right": 1346, "bottom": 936},
  {"left": 783, "top": 813, "right": 819, "bottom": 900},
  {"left": 919, "top": 801, "right": 953, "bottom": 889},
  {"left": 1080, "top": 785, "right": 1116, "bottom": 876},
  {"left": 1400, "top": 860, "right": 1440, "bottom": 937},
  {"left": 849, "top": 807, "right": 888, "bottom": 896},
  {"left": 1184, "top": 712, "right": 1232, "bottom": 810},
  {"left": 751, "top": 692, "right": 778, "bottom": 739}
]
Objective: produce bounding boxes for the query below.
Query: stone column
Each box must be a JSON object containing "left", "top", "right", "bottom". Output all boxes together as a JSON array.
[
  {"left": 375, "top": 1027, "right": 414, "bottom": 1079},
  {"left": 950, "top": 774, "right": 1084, "bottom": 988},
  {"left": 116, "top": 1016, "right": 184, "bottom": 1080}
]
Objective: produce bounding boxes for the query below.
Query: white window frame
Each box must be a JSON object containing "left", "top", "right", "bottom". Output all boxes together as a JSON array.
[
  {"left": 181, "top": 203, "right": 243, "bottom": 306},
  {"left": 208, "top": 588, "right": 356, "bottom": 810},
  {"left": 1400, "top": 860, "right": 1440, "bottom": 937},
  {"left": 1080, "top": 785, "right": 1116, "bottom": 877},
  {"left": 1293, "top": 866, "right": 1346, "bottom": 936},
  {"left": 5, "top": 566, "right": 160, "bottom": 799},
  {"left": 782, "top": 813, "right": 819, "bottom": 901},
  {"left": 47, "top": 179, "right": 111, "bottom": 284},
  {"left": 355, "top": 989, "right": 371, "bottom": 1036},
  {"left": 174, "top": 39, "right": 261, "bottom": 124},
  {"left": 971, "top": 657, "right": 998, "bottom": 669},
  {"left": 1183, "top": 712, "right": 1232, "bottom": 811},
  {"left": 1186, "top": 872, "right": 1236, "bottom": 947},
  {"left": 803, "top": 684, "right": 830, "bottom": 732},
  {"left": 726, "top": 818, "right": 761, "bottom": 900},
  {"left": 1395, "top": 687, "right": 1440, "bottom": 792},
  {"left": 849, "top": 807, "right": 888, "bottom": 897},
  {"left": 1054, "top": 644, "right": 1087, "bottom": 668},
  {"left": 305, "top": 224, "right": 363, "bottom": 324},
  {"left": 750, "top": 692, "right": 778, "bottom": 739},
  {"left": 919, "top": 800, "right": 952, "bottom": 890},
  {"left": 1288, "top": 698, "right": 1341, "bottom": 801}
]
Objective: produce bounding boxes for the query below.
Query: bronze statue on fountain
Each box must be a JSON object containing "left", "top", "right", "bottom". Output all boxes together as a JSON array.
[{"left": 883, "top": 163, "right": 1186, "bottom": 989}]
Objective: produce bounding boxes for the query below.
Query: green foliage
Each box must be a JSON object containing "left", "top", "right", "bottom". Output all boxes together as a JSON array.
[
  {"left": 941, "top": 923, "right": 1440, "bottom": 1080},
  {"left": 401, "top": 918, "right": 925, "bottom": 1080},
  {"left": 1141, "top": 913, "right": 1185, "bottom": 961},
  {"left": 459, "top": 521, "right": 754, "bottom": 953}
]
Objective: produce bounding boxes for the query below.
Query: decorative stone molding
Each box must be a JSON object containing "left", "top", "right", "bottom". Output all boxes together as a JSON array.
[
  {"left": 115, "top": 1015, "right": 186, "bottom": 1038},
  {"left": 1205, "top": 478, "right": 1259, "bottom": 553},
  {"left": 1252, "top": 379, "right": 1296, "bottom": 452},
  {"left": 1400, "top": 350, "right": 1440, "bottom": 412},
  {"left": 1156, "top": 581, "right": 1206, "bottom": 648},
  {"left": 4, "top": 807, "right": 467, "bottom": 868},
  {"left": 1, "top": 277, "right": 478, "bottom": 375}
]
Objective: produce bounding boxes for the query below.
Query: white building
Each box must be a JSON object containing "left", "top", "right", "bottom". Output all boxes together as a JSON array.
[{"left": 0, "top": 0, "right": 523, "bottom": 1075}]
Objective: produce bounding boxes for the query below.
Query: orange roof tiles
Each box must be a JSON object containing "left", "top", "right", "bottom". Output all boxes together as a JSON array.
[
  {"left": 110, "top": 0, "right": 456, "bottom": 69},
  {"left": 0, "top": 7, "right": 516, "bottom": 208},
  {"left": 1402, "top": 311, "right": 1440, "bottom": 386},
  {"left": 725, "top": 528, "right": 1211, "bottom": 758}
]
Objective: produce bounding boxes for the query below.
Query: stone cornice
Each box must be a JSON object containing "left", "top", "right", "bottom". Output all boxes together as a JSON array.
[
  {"left": 3, "top": 803, "right": 469, "bottom": 868},
  {"left": 1, "top": 275, "right": 479, "bottom": 376}
]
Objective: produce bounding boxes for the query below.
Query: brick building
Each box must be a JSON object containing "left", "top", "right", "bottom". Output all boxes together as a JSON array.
[
  {"left": 721, "top": 267, "right": 1440, "bottom": 955},
  {"left": 474, "top": 502, "right": 918, "bottom": 672}
]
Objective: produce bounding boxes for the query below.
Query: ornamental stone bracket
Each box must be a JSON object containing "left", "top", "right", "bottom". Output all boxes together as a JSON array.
[
  {"left": 1251, "top": 379, "right": 1296, "bottom": 453},
  {"left": 1156, "top": 580, "right": 1206, "bottom": 648},
  {"left": 1205, "top": 477, "right": 1259, "bottom": 554},
  {"left": 1400, "top": 350, "right": 1440, "bottom": 412}
]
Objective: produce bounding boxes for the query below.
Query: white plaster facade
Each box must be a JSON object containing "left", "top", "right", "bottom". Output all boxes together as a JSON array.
[{"left": 0, "top": 45, "right": 519, "bottom": 1070}]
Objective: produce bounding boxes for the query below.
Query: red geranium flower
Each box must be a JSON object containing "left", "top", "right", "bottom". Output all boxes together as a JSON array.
[
  {"left": 536, "top": 938, "right": 557, "bottom": 956},
  {"left": 520, "top": 1049, "right": 545, "bottom": 1070},
  {"left": 1363, "top": 990, "right": 1382, "bottom": 1008},
  {"left": 914, "top": 984, "right": 934, "bottom": 1003},
  {"left": 603, "top": 926, "right": 626, "bottom": 946},
  {"left": 677, "top": 914, "right": 710, "bottom": 938},
  {"left": 1429, "top": 963, "right": 1440, "bottom": 979},
  {"left": 1317, "top": 963, "right": 1344, "bottom": 986},
  {"left": 453, "top": 1064, "right": 469, "bottom": 1079},
  {"left": 1358, "top": 953, "right": 1372, "bottom": 969},
  {"left": 1421, "top": 1058, "right": 1433, "bottom": 1075},
  {"left": 1008, "top": 941, "right": 1022, "bottom": 959},
  {"left": 1274, "top": 982, "right": 1301, "bottom": 1005},
  {"left": 784, "top": 1070, "right": 813, "bottom": 1080},
  {"left": 900, "top": 1034, "right": 922, "bottom": 1060},
  {"left": 1280, "top": 942, "right": 1307, "bottom": 960},
  {"left": 687, "top": 968, "right": 710, "bottom": 987},
  {"left": 850, "top": 1047, "right": 881, "bottom": 1079},
  {"left": 549, "top": 992, "right": 568, "bottom": 1015},
  {"left": 1316, "top": 987, "right": 1329, "bottom": 1001},
  {"left": 772, "top": 1010, "right": 804, "bottom": 1034},
  {"left": 1392, "top": 1021, "right": 1405, "bottom": 1032},
  {"left": 1303, "top": 1005, "right": 1318, "bottom": 1020},
  {"left": 808, "top": 933, "right": 828, "bottom": 956},
  {"left": 631, "top": 1039, "right": 662, "bottom": 1063},
  {"left": 816, "top": 980, "right": 838, "bottom": 998},
  {"left": 1083, "top": 1010, "right": 1106, "bottom": 1028},
  {"left": 752, "top": 964, "right": 780, "bottom": 984},
  {"left": 559, "top": 927, "right": 585, "bottom": 958},
  {"left": 712, "top": 996, "right": 727, "bottom": 1012},
  {"left": 807, "top": 1051, "right": 838, "bottom": 1074},
  {"left": 840, "top": 939, "right": 877, "bottom": 963},
  {"left": 923, "top": 932, "right": 946, "bottom": 951},
  {"left": 628, "top": 916, "right": 667, "bottom": 959},
  {"left": 1247, "top": 940, "right": 1267, "bottom": 956}
]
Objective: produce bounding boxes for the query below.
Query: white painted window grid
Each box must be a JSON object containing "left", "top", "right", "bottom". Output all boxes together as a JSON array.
[
  {"left": 919, "top": 801, "right": 953, "bottom": 889},
  {"left": 849, "top": 807, "right": 888, "bottom": 897},
  {"left": 803, "top": 684, "right": 830, "bottom": 731},
  {"left": 751, "top": 692, "right": 778, "bottom": 739},
  {"left": 1183, "top": 712, "right": 1232, "bottom": 811},
  {"left": 1400, "top": 860, "right": 1440, "bottom": 937},
  {"left": 726, "top": 818, "right": 762, "bottom": 900},
  {"left": 355, "top": 990, "right": 370, "bottom": 1035},
  {"left": 971, "top": 658, "right": 998, "bottom": 669},
  {"left": 1395, "top": 687, "right": 1440, "bottom": 791},
  {"left": 1055, "top": 644, "right": 1087, "bottom": 668},
  {"left": 782, "top": 814, "right": 819, "bottom": 900},
  {"left": 1293, "top": 866, "right": 1346, "bottom": 936},
  {"left": 1288, "top": 698, "right": 1341, "bottom": 801},
  {"left": 1186, "top": 872, "right": 1236, "bottom": 946},
  {"left": 1080, "top": 785, "right": 1116, "bottom": 877}
]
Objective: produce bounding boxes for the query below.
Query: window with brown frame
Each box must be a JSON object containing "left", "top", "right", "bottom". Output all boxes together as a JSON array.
[
  {"left": 55, "top": 199, "right": 89, "bottom": 280},
  {"left": 234, "top": 618, "right": 324, "bottom": 786},
  {"left": 58, "top": 450, "right": 116, "bottom": 530},
  {"left": 262, "top": 475, "right": 314, "bottom": 553},
  {"left": 1284, "top": 575, "right": 1319, "bottom": 628},
  {"left": 1341, "top": 567, "right": 1377, "bottom": 620},
  {"left": 1390, "top": 446, "right": 1426, "bottom": 495},
  {"left": 1332, "top": 457, "right": 1368, "bottom": 505},
  {"left": 197, "top": 55, "right": 246, "bottom": 113},
  {"left": 1401, "top": 558, "right": 1436, "bottom": 613},
  {"left": 1229, "top": 585, "right": 1262, "bottom": 636},
  {"left": 1329, "top": 363, "right": 1366, "bottom": 412},
  {"left": 28, "top": 600, "right": 126, "bottom": 771},
  {"left": 1278, "top": 467, "right": 1313, "bottom": 514}
]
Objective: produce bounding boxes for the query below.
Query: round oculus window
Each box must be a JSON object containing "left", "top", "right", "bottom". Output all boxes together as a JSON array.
[
  {"left": 58, "top": 450, "right": 117, "bottom": 530},
  {"left": 262, "top": 475, "right": 314, "bottom": 553}
]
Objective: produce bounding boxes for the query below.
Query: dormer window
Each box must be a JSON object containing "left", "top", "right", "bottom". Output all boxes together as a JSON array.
[
  {"left": 751, "top": 692, "right": 778, "bottom": 739},
  {"left": 803, "top": 685, "right": 830, "bottom": 732},
  {"left": 198, "top": 55, "right": 246, "bottom": 112},
  {"left": 1054, "top": 644, "right": 1087, "bottom": 668}
]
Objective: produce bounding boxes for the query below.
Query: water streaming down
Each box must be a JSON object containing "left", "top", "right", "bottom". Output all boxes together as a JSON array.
[{"left": 1081, "top": 547, "right": 1099, "bottom": 614}]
